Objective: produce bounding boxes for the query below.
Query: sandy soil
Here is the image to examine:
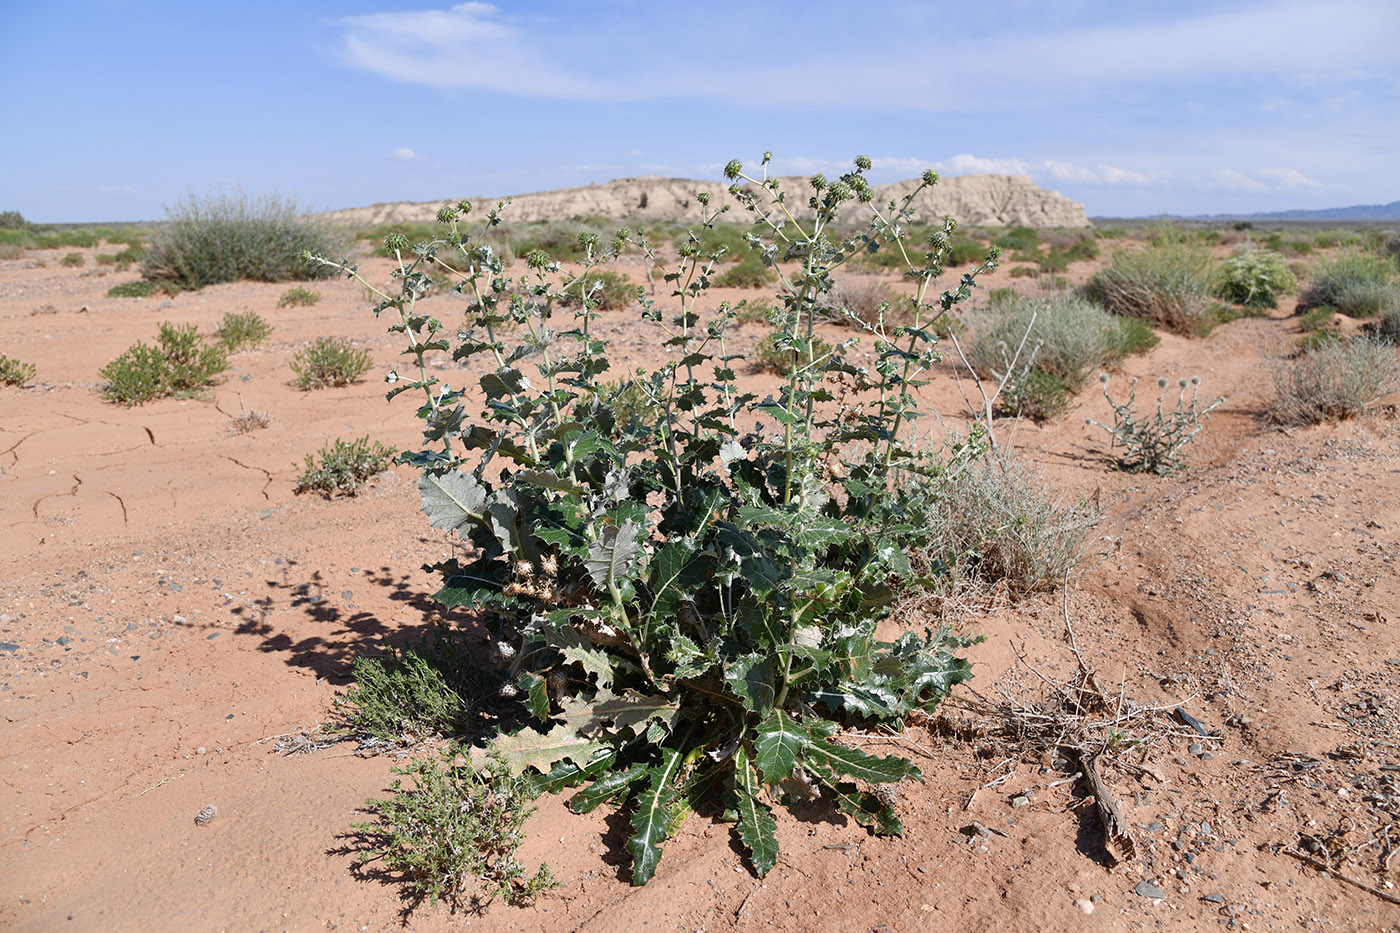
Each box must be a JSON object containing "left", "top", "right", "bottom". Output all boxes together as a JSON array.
[{"left": 1, "top": 242, "right": 1398, "bottom": 932}]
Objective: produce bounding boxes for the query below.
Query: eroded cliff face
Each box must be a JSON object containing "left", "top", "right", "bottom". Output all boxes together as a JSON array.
[{"left": 324, "top": 172, "right": 1088, "bottom": 229}]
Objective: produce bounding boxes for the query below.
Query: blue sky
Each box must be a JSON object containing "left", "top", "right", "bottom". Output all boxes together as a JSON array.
[{"left": 2, "top": 0, "right": 1396, "bottom": 222}]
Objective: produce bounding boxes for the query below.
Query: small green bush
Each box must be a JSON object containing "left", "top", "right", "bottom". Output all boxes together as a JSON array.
[
  {"left": 334, "top": 625, "right": 484, "bottom": 746},
  {"left": 1, "top": 354, "right": 37, "bottom": 386},
  {"left": 351, "top": 745, "right": 557, "bottom": 909},
  {"left": 559, "top": 270, "right": 638, "bottom": 310},
  {"left": 1379, "top": 303, "right": 1400, "bottom": 343},
  {"left": 217, "top": 311, "right": 273, "bottom": 351},
  {"left": 1269, "top": 338, "right": 1400, "bottom": 424},
  {"left": 994, "top": 226, "right": 1038, "bottom": 252},
  {"left": 106, "top": 279, "right": 166, "bottom": 299},
  {"left": 99, "top": 322, "right": 228, "bottom": 405},
  {"left": 294, "top": 436, "right": 395, "bottom": 496},
  {"left": 142, "top": 189, "right": 347, "bottom": 291},
  {"left": 1107, "top": 316, "right": 1160, "bottom": 358},
  {"left": 95, "top": 253, "right": 119, "bottom": 266},
  {"left": 1009, "top": 266, "right": 1035, "bottom": 278},
  {"left": 714, "top": 252, "right": 776, "bottom": 289},
  {"left": 1298, "top": 252, "right": 1398, "bottom": 318},
  {"left": 277, "top": 286, "right": 321, "bottom": 308},
  {"left": 60, "top": 252, "right": 84, "bottom": 267},
  {"left": 0, "top": 211, "right": 28, "bottom": 230},
  {"left": 1215, "top": 249, "right": 1298, "bottom": 309},
  {"left": 1083, "top": 241, "right": 1216, "bottom": 335},
  {"left": 291, "top": 337, "right": 373, "bottom": 389},
  {"left": 755, "top": 330, "right": 834, "bottom": 376}
]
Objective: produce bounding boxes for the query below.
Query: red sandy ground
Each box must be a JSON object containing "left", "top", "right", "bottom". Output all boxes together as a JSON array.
[{"left": 1, "top": 241, "right": 1398, "bottom": 932}]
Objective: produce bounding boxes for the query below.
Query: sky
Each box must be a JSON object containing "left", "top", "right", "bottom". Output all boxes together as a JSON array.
[{"left": 1, "top": 0, "right": 1396, "bottom": 223}]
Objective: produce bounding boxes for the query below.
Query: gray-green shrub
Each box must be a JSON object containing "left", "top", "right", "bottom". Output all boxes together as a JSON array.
[
  {"left": 1083, "top": 241, "right": 1216, "bottom": 334},
  {"left": 217, "top": 311, "right": 273, "bottom": 351},
  {"left": 1298, "top": 252, "right": 1399, "bottom": 318},
  {"left": 1215, "top": 249, "right": 1297, "bottom": 309},
  {"left": 0, "top": 354, "right": 36, "bottom": 386},
  {"left": 141, "top": 190, "right": 346, "bottom": 291},
  {"left": 99, "top": 322, "right": 227, "bottom": 405},
  {"left": 294, "top": 436, "right": 395, "bottom": 495},
  {"left": 1268, "top": 338, "right": 1400, "bottom": 424}
]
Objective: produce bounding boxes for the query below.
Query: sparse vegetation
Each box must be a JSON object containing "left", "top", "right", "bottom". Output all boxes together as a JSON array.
[
  {"left": 217, "top": 311, "right": 273, "bottom": 351},
  {"left": 1297, "top": 252, "right": 1399, "bottom": 319},
  {"left": 106, "top": 280, "right": 167, "bottom": 299},
  {"left": 228, "top": 406, "right": 271, "bottom": 434},
  {"left": 0, "top": 354, "right": 37, "bottom": 386},
  {"left": 559, "top": 269, "right": 638, "bottom": 310},
  {"left": 755, "top": 330, "right": 835, "bottom": 376},
  {"left": 294, "top": 435, "right": 395, "bottom": 496},
  {"left": 60, "top": 252, "right": 84, "bottom": 267},
  {"left": 1087, "top": 374, "right": 1224, "bottom": 474},
  {"left": 1083, "top": 239, "right": 1217, "bottom": 335},
  {"left": 816, "top": 277, "right": 895, "bottom": 324},
  {"left": 99, "top": 322, "right": 228, "bottom": 405},
  {"left": 1215, "top": 249, "right": 1297, "bottom": 310},
  {"left": 1268, "top": 338, "right": 1400, "bottom": 424},
  {"left": 291, "top": 337, "right": 373, "bottom": 389},
  {"left": 277, "top": 286, "right": 322, "bottom": 308},
  {"left": 351, "top": 745, "right": 557, "bottom": 910},
  {"left": 714, "top": 251, "right": 776, "bottom": 288},
  {"left": 141, "top": 189, "right": 346, "bottom": 291}
]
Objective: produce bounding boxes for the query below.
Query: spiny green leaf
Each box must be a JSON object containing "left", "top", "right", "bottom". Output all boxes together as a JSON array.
[
  {"left": 480, "top": 721, "right": 609, "bottom": 777},
  {"left": 627, "top": 747, "right": 684, "bottom": 885},
  {"left": 805, "top": 738, "right": 921, "bottom": 785},
  {"left": 734, "top": 746, "right": 779, "bottom": 877},
  {"left": 585, "top": 521, "right": 643, "bottom": 595},
  {"left": 419, "top": 471, "right": 487, "bottom": 537},
  {"left": 725, "top": 652, "right": 775, "bottom": 714},
  {"left": 531, "top": 750, "right": 616, "bottom": 794},
  {"left": 515, "top": 469, "right": 585, "bottom": 495},
  {"left": 823, "top": 778, "right": 904, "bottom": 835},
  {"left": 568, "top": 762, "right": 649, "bottom": 814},
  {"left": 754, "top": 710, "right": 808, "bottom": 784}
]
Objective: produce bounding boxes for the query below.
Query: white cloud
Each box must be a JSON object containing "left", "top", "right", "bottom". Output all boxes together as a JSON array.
[
  {"left": 1257, "top": 166, "right": 1322, "bottom": 188},
  {"left": 391, "top": 147, "right": 424, "bottom": 162}
]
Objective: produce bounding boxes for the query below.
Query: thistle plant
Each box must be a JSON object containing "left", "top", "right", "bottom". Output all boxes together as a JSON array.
[
  {"left": 1086, "top": 374, "right": 1224, "bottom": 475},
  {"left": 307, "top": 154, "right": 997, "bottom": 885}
]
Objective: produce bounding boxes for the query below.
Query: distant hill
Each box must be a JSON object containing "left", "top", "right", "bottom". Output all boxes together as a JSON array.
[
  {"left": 324, "top": 173, "right": 1090, "bottom": 229},
  {"left": 1188, "top": 200, "right": 1400, "bottom": 222}
]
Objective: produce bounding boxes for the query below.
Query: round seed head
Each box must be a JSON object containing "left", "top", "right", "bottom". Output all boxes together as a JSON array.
[
  {"left": 854, "top": 154, "right": 872, "bottom": 171},
  {"left": 922, "top": 169, "right": 940, "bottom": 186},
  {"left": 1157, "top": 377, "right": 1168, "bottom": 388},
  {"left": 1098, "top": 373, "right": 1109, "bottom": 383},
  {"left": 723, "top": 159, "right": 743, "bottom": 180},
  {"left": 1191, "top": 375, "right": 1201, "bottom": 385},
  {"left": 384, "top": 233, "right": 409, "bottom": 253}
]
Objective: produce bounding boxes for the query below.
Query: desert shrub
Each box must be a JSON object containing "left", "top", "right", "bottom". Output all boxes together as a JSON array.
[
  {"left": 0, "top": 354, "right": 37, "bottom": 386},
  {"left": 1082, "top": 241, "right": 1216, "bottom": 334},
  {"left": 291, "top": 336, "right": 373, "bottom": 389},
  {"left": 60, "top": 252, "right": 84, "bottom": 267},
  {"left": 559, "top": 269, "right": 638, "bottom": 310},
  {"left": 362, "top": 221, "right": 437, "bottom": 257},
  {"left": 99, "top": 322, "right": 228, "bottom": 405},
  {"left": 923, "top": 452, "right": 1099, "bottom": 595},
  {"left": 106, "top": 280, "right": 165, "bottom": 298},
  {"left": 95, "top": 253, "right": 119, "bottom": 266},
  {"left": 227, "top": 406, "right": 271, "bottom": 434},
  {"left": 141, "top": 189, "right": 346, "bottom": 291},
  {"left": 352, "top": 745, "right": 557, "bottom": 909},
  {"left": 1285, "top": 239, "right": 1314, "bottom": 256},
  {"left": 1106, "top": 316, "right": 1160, "bottom": 358},
  {"left": 506, "top": 220, "right": 615, "bottom": 263},
  {"left": 816, "top": 277, "right": 894, "bottom": 324},
  {"left": 1215, "top": 249, "right": 1298, "bottom": 309},
  {"left": 294, "top": 435, "right": 396, "bottom": 496},
  {"left": 994, "top": 226, "right": 1038, "bottom": 252},
  {"left": 277, "top": 286, "right": 321, "bottom": 307},
  {"left": 1379, "top": 303, "right": 1400, "bottom": 343},
  {"left": 1268, "top": 338, "right": 1400, "bottom": 424},
  {"left": 305, "top": 156, "right": 997, "bottom": 884},
  {"left": 946, "top": 236, "right": 989, "bottom": 267},
  {"left": 1298, "top": 252, "right": 1399, "bottom": 318},
  {"left": 1009, "top": 266, "right": 1035, "bottom": 278},
  {"left": 217, "top": 311, "right": 273, "bottom": 351},
  {"left": 755, "top": 330, "right": 836, "bottom": 376},
  {"left": 714, "top": 251, "right": 776, "bottom": 288},
  {"left": 0, "top": 211, "right": 28, "bottom": 230},
  {"left": 672, "top": 223, "right": 750, "bottom": 259},
  {"left": 963, "top": 292, "right": 1139, "bottom": 420},
  {"left": 334, "top": 625, "right": 485, "bottom": 746},
  {"left": 1087, "top": 374, "right": 1224, "bottom": 474},
  {"left": 0, "top": 244, "right": 22, "bottom": 260}
]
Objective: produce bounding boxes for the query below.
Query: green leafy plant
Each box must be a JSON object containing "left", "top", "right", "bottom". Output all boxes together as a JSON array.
[
  {"left": 352, "top": 745, "right": 557, "bottom": 910},
  {"left": 0, "top": 354, "right": 36, "bottom": 386},
  {"left": 1083, "top": 240, "right": 1217, "bottom": 335},
  {"left": 307, "top": 155, "right": 997, "bottom": 885},
  {"left": 754, "top": 330, "right": 836, "bottom": 376},
  {"left": 291, "top": 336, "right": 373, "bottom": 389},
  {"left": 1214, "top": 249, "right": 1297, "bottom": 309},
  {"left": 277, "top": 286, "right": 322, "bottom": 307},
  {"left": 217, "top": 311, "right": 273, "bottom": 351},
  {"left": 1298, "top": 252, "right": 1399, "bottom": 318},
  {"left": 559, "top": 269, "right": 639, "bottom": 311},
  {"left": 1086, "top": 374, "right": 1224, "bottom": 474},
  {"left": 98, "top": 322, "right": 228, "bottom": 405},
  {"left": 993, "top": 226, "right": 1038, "bottom": 252},
  {"left": 1268, "top": 338, "right": 1400, "bottom": 424},
  {"left": 60, "top": 252, "right": 84, "bottom": 267},
  {"left": 141, "top": 189, "right": 346, "bottom": 291},
  {"left": 294, "top": 435, "right": 396, "bottom": 496},
  {"left": 714, "top": 251, "right": 777, "bottom": 288}
]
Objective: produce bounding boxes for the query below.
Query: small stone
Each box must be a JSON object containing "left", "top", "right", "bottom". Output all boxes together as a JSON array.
[
  {"left": 1202, "top": 893, "right": 1225, "bottom": 904},
  {"left": 341, "top": 590, "right": 353, "bottom": 600},
  {"left": 1201, "top": 752, "right": 1214, "bottom": 760},
  {"left": 194, "top": 805, "right": 217, "bottom": 825},
  {"left": 1075, "top": 898, "right": 1094, "bottom": 915},
  {"left": 0, "top": 642, "right": 20, "bottom": 652},
  {"left": 197, "top": 746, "right": 206, "bottom": 755},
  {"left": 1145, "top": 821, "right": 1165, "bottom": 833},
  {"left": 1134, "top": 881, "right": 1167, "bottom": 900},
  {"left": 1011, "top": 795, "right": 1029, "bottom": 808},
  {"left": 56, "top": 636, "right": 72, "bottom": 646},
  {"left": 1189, "top": 743, "right": 1204, "bottom": 756}
]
